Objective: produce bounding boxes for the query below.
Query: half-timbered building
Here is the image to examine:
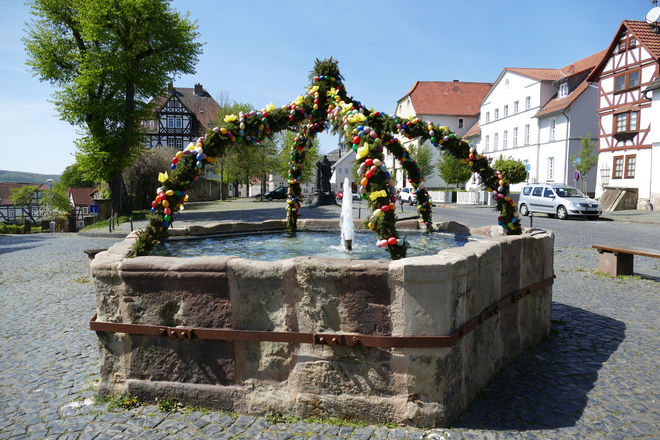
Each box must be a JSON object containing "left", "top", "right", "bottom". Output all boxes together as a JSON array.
[
  {"left": 143, "top": 83, "right": 220, "bottom": 149},
  {"left": 587, "top": 20, "right": 660, "bottom": 209}
]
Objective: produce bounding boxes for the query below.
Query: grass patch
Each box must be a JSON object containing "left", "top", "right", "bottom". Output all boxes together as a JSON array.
[
  {"left": 74, "top": 276, "right": 90, "bottom": 283},
  {"left": 79, "top": 211, "right": 148, "bottom": 231},
  {"left": 96, "top": 394, "right": 142, "bottom": 410},
  {"left": 594, "top": 270, "right": 643, "bottom": 280},
  {"left": 157, "top": 398, "right": 185, "bottom": 413}
]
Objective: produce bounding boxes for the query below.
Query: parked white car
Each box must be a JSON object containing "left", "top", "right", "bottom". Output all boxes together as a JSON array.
[
  {"left": 398, "top": 187, "right": 417, "bottom": 205},
  {"left": 518, "top": 183, "right": 602, "bottom": 220}
]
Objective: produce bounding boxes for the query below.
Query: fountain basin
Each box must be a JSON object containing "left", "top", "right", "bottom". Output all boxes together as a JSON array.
[{"left": 90, "top": 219, "right": 553, "bottom": 427}]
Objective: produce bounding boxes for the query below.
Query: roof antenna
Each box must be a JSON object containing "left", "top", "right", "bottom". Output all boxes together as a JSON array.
[{"left": 645, "top": 6, "right": 660, "bottom": 33}]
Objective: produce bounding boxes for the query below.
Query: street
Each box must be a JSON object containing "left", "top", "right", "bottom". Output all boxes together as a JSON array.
[{"left": 1, "top": 201, "right": 658, "bottom": 439}]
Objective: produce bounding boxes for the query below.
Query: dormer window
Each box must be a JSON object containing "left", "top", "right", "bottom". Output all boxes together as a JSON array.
[
  {"left": 558, "top": 82, "right": 569, "bottom": 98},
  {"left": 618, "top": 39, "right": 626, "bottom": 52}
]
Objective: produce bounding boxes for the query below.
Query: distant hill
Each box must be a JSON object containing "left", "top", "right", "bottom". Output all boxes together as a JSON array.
[{"left": 0, "top": 170, "right": 60, "bottom": 184}]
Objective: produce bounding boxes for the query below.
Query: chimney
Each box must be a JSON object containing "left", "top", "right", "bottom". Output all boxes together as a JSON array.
[
  {"left": 167, "top": 81, "right": 174, "bottom": 94},
  {"left": 194, "top": 83, "right": 204, "bottom": 95}
]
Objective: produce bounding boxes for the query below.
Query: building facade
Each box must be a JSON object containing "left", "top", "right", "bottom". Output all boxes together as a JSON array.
[
  {"left": 587, "top": 20, "right": 660, "bottom": 209},
  {"left": 476, "top": 51, "right": 604, "bottom": 194},
  {"left": 389, "top": 81, "right": 492, "bottom": 191},
  {"left": 143, "top": 83, "right": 220, "bottom": 149}
]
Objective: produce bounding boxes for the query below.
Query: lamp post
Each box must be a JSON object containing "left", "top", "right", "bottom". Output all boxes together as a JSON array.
[{"left": 47, "top": 178, "right": 54, "bottom": 233}]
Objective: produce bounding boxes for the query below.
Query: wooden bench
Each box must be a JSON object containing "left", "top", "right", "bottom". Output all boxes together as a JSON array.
[{"left": 592, "top": 244, "right": 660, "bottom": 276}]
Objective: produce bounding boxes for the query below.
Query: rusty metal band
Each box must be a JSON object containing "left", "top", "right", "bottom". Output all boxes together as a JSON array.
[{"left": 90, "top": 275, "right": 554, "bottom": 348}]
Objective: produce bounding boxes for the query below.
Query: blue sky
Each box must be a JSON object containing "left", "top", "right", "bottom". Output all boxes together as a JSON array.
[{"left": 0, "top": 0, "right": 655, "bottom": 175}]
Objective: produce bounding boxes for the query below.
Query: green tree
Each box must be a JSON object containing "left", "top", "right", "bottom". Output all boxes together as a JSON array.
[
  {"left": 9, "top": 185, "right": 40, "bottom": 207},
  {"left": 436, "top": 151, "right": 472, "bottom": 187},
  {"left": 276, "top": 131, "right": 320, "bottom": 184},
  {"left": 123, "top": 147, "right": 178, "bottom": 209},
  {"left": 569, "top": 134, "right": 599, "bottom": 191},
  {"left": 24, "top": 0, "right": 203, "bottom": 214},
  {"left": 410, "top": 142, "right": 436, "bottom": 183},
  {"left": 492, "top": 156, "right": 527, "bottom": 184},
  {"left": 60, "top": 162, "right": 96, "bottom": 188}
]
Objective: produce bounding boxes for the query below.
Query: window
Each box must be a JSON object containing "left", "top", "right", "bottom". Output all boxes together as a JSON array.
[
  {"left": 175, "top": 138, "right": 183, "bottom": 148},
  {"left": 532, "top": 187, "right": 543, "bottom": 197},
  {"left": 524, "top": 124, "right": 530, "bottom": 145},
  {"left": 522, "top": 186, "right": 532, "bottom": 196},
  {"left": 485, "top": 112, "right": 490, "bottom": 123},
  {"left": 613, "top": 111, "right": 639, "bottom": 139},
  {"left": 514, "top": 101, "right": 519, "bottom": 113},
  {"left": 485, "top": 135, "right": 490, "bottom": 151},
  {"left": 494, "top": 133, "right": 499, "bottom": 150},
  {"left": 503, "top": 105, "right": 508, "bottom": 117},
  {"left": 150, "top": 120, "right": 154, "bottom": 126},
  {"left": 612, "top": 156, "right": 624, "bottom": 178},
  {"left": 550, "top": 119, "right": 556, "bottom": 141},
  {"left": 558, "top": 82, "right": 569, "bottom": 98},
  {"left": 167, "top": 117, "right": 174, "bottom": 128},
  {"left": 175, "top": 117, "right": 182, "bottom": 129},
  {"left": 503, "top": 130, "right": 508, "bottom": 149},
  {"left": 624, "top": 155, "right": 636, "bottom": 178},
  {"left": 547, "top": 157, "right": 555, "bottom": 181},
  {"left": 618, "top": 39, "right": 626, "bottom": 52},
  {"left": 543, "top": 188, "right": 554, "bottom": 198},
  {"left": 495, "top": 109, "right": 499, "bottom": 120},
  {"left": 525, "top": 96, "right": 531, "bottom": 110},
  {"left": 629, "top": 37, "right": 636, "bottom": 48},
  {"left": 615, "top": 70, "right": 641, "bottom": 92},
  {"left": 513, "top": 127, "right": 518, "bottom": 147},
  {"left": 167, "top": 137, "right": 176, "bottom": 147},
  {"left": 458, "top": 118, "right": 464, "bottom": 129}
]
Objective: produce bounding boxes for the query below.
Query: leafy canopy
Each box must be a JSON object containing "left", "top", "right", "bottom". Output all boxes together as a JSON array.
[
  {"left": 492, "top": 156, "right": 527, "bottom": 185},
  {"left": 24, "top": 0, "right": 203, "bottom": 210},
  {"left": 436, "top": 151, "right": 472, "bottom": 186}
]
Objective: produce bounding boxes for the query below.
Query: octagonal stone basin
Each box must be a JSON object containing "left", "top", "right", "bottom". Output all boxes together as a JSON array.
[{"left": 90, "top": 218, "right": 553, "bottom": 427}]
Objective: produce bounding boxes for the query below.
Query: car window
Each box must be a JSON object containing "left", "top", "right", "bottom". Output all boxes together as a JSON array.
[
  {"left": 543, "top": 188, "right": 554, "bottom": 198},
  {"left": 532, "top": 187, "right": 542, "bottom": 197},
  {"left": 522, "top": 187, "right": 532, "bottom": 196},
  {"left": 557, "top": 187, "right": 583, "bottom": 197}
]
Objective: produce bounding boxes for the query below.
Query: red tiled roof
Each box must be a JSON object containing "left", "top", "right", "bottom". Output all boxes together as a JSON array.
[
  {"left": 463, "top": 120, "right": 480, "bottom": 138},
  {"left": 67, "top": 187, "right": 97, "bottom": 206},
  {"left": 504, "top": 68, "right": 564, "bottom": 81},
  {"left": 625, "top": 20, "right": 660, "bottom": 59},
  {"left": 0, "top": 182, "right": 48, "bottom": 206},
  {"left": 144, "top": 84, "right": 220, "bottom": 135},
  {"left": 401, "top": 81, "right": 492, "bottom": 116},
  {"left": 559, "top": 50, "right": 607, "bottom": 76},
  {"left": 588, "top": 21, "right": 660, "bottom": 82}
]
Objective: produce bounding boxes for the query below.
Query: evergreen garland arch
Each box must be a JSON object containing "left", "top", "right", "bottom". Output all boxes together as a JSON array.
[{"left": 131, "top": 59, "right": 521, "bottom": 259}]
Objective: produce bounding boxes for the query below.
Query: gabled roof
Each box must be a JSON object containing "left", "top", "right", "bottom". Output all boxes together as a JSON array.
[
  {"left": 145, "top": 84, "right": 220, "bottom": 134},
  {"left": 0, "top": 182, "right": 48, "bottom": 206},
  {"left": 463, "top": 120, "right": 480, "bottom": 138},
  {"left": 331, "top": 149, "right": 357, "bottom": 169},
  {"left": 535, "top": 81, "right": 590, "bottom": 118},
  {"left": 588, "top": 20, "right": 660, "bottom": 82},
  {"left": 504, "top": 68, "right": 565, "bottom": 81},
  {"left": 67, "top": 187, "right": 97, "bottom": 206},
  {"left": 399, "top": 81, "right": 492, "bottom": 116}
]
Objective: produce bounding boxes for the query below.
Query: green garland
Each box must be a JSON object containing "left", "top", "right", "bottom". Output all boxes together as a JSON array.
[{"left": 130, "top": 58, "right": 521, "bottom": 258}]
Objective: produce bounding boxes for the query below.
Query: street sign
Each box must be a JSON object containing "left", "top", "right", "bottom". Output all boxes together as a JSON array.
[
  {"left": 573, "top": 171, "right": 580, "bottom": 181},
  {"left": 90, "top": 204, "right": 98, "bottom": 216},
  {"left": 525, "top": 164, "right": 531, "bottom": 171}
]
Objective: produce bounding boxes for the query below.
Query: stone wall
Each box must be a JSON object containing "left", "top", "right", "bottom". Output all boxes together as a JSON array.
[{"left": 91, "top": 220, "right": 553, "bottom": 427}]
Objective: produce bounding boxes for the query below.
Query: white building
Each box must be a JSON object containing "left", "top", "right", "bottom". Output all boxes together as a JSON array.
[
  {"left": 388, "top": 81, "right": 492, "bottom": 190},
  {"left": 586, "top": 20, "right": 660, "bottom": 209},
  {"left": 474, "top": 50, "right": 605, "bottom": 194},
  {"left": 330, "top": 149, "right": 356, "bottom": 192},
  {"left": 645, "top": 77, "right": 660, "bottom": 209}
]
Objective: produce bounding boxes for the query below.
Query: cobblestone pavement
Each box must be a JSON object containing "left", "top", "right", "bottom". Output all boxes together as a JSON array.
[{"left": 1, "top": 214, "right": 659, "bottom": 439}]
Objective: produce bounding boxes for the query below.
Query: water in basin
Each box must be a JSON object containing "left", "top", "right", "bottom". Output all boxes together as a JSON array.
[{"left": 154, "top": 230, "right": 470, "bottom": 260}]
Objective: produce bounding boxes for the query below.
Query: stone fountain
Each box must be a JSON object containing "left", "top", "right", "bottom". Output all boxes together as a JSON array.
[{"left": 89, "top": 219, "right": 553, "bottom": 427}]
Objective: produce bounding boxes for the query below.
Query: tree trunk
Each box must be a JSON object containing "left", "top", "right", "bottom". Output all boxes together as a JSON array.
[{"left": 110, "top": 171, "right": 131, "bottom": 215}]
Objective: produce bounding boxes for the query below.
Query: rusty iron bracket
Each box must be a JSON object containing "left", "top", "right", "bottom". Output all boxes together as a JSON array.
[{"left": 90, "top": 275, "right": 554, "bottom": 349}]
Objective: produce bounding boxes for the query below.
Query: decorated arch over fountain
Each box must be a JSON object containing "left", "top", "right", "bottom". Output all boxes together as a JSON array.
[{"left": 132, "top": 59, "right": 521, "bottom": 259}]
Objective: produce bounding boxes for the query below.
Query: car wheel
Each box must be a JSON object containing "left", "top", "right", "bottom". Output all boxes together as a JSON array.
[
  {"left": 266, "top": 196, "right": 273, "bottom": 202},
  {"left": 519, "top": 204, "right": 529, "bottom": 216},
  {"left": 557, "top": 205, "right": 568, "bottom": 220}
]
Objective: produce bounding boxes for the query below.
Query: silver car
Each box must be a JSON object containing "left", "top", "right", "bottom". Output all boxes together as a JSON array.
[{"left": 518, "top": 183, "right": 602, "bottom": 220}]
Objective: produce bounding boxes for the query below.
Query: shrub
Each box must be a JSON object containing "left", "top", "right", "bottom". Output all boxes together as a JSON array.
[{"left": 492, "top": 156, "right": 527, "bottom": 184}]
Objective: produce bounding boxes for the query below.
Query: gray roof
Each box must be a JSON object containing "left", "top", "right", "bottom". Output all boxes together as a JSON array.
[{"left": 645, "top": 76, "right": 660, "bottom": 93}]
